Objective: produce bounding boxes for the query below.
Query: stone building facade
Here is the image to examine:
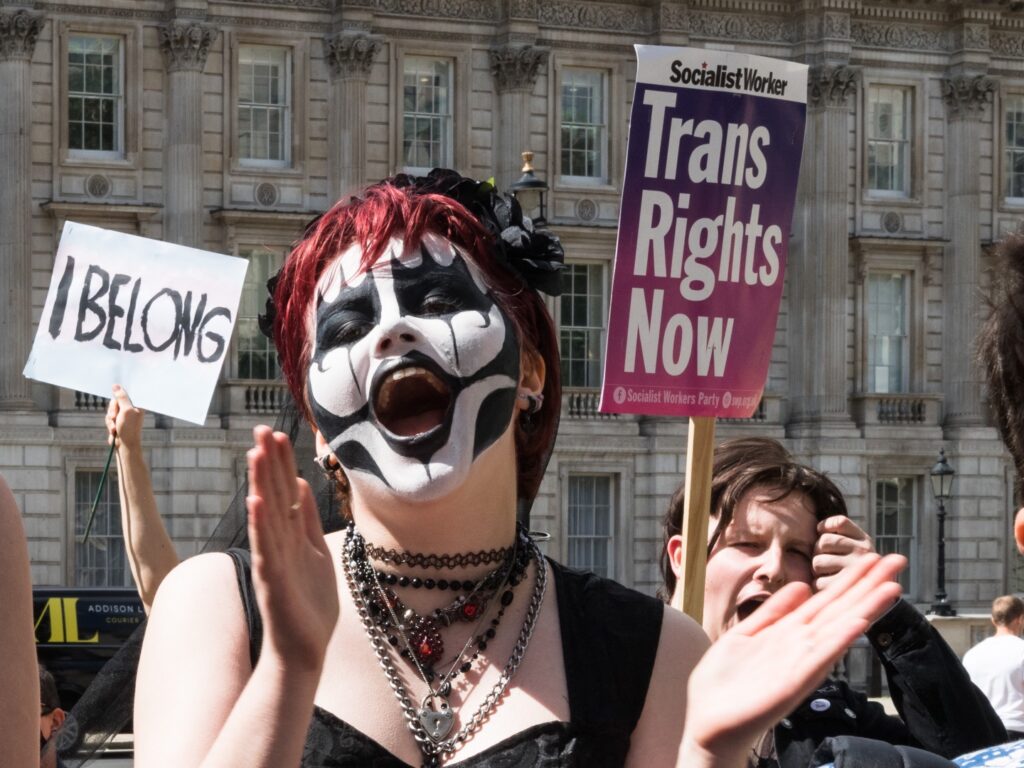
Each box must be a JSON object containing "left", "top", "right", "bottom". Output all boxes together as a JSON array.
[{"left": 2, "top": 0, "right": 1024, "bottom": 624}]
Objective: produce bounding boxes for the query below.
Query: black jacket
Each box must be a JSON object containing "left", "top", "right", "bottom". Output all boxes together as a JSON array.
[{"left": 774, "top": 600, "right": 1007, "bottom": 768}]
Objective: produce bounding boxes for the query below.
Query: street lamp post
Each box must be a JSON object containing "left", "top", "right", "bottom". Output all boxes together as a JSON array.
[
  {"left": 509, "top": 151, "right": 548, "bottom": 227},
  {"left": 928, "top": 449, "right": 956, "bottom": 617}
]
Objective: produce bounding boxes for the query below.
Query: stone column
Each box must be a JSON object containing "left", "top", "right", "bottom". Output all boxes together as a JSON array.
[
  {"left": 490, "top": 45, "right": 546, "bottom": 190},
  {"left": 324, "top": 32, "right": 379, "bottom": 199},
  {"left": 788, "top": 65, "right": 858, "bottom": 430},
  {"left": 941, "top": 74, "right": 995, "bottom": 427},
  {"left": 0, "top": 9, "right": 44, "bottom": 409},
  {"left": 159, "top": 21, "right": 216, "bottom": 247}
]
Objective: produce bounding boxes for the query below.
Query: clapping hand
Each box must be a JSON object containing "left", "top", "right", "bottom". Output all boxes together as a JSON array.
[
  {"left": 247, "top": 426, "right": 339, "bottom": 672},
  {"left": 678, "top": 552, "right": 905, "bottom": 768}
]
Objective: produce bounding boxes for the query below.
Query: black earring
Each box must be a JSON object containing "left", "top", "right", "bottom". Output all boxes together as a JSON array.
[
  {"left": 525, "top": 392, "right": 544, "bottom": 415},
  {"left": 314, "top": 453, "right": 341, "bottom": 473}
]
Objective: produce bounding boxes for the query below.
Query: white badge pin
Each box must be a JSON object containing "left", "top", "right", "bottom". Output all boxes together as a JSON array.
[{"left": 810, "top": 698, "right": 831, "bottom": 712}]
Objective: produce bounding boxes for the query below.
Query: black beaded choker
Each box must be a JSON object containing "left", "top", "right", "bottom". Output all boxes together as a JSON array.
[{"left": 363, "top": 541, "right": 515, "bottom": 569}]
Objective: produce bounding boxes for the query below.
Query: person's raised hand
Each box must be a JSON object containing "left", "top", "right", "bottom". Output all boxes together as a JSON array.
[
  {"left": 247, "top": 425, "right": 339, "bottom": 672},
  {"left": 678, "top": 552, "right": 905, "bottom": 768},
  {"left": 812, "top": 515, "right": 875, "bottom": 591},
  {"left": 106, "top": 384, "right": 144, "bottom": 451}
]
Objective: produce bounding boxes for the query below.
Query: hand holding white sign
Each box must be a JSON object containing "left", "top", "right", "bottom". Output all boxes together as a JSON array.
[{"left": 24, "top": 222, "right": 248, "bottom": 424}]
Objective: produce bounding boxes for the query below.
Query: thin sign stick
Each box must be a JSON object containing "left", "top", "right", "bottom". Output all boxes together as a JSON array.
[{"left": 673, "top": 416, "right": 716, "bottom": 622}]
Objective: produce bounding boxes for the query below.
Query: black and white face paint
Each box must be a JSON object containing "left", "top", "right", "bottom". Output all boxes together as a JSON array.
[{"left": 308, "top": 233, "right": 521, "bottom": 502}]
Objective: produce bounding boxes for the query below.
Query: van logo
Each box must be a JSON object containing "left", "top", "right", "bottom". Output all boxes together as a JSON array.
[{"left": 34, "top": 597, "right": 100, "bottom": 644}]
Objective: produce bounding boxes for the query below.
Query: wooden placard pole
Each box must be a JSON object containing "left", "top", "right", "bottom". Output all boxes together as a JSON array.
[{"left": 672, "top": 415, "right": 716, "bottom": 622}]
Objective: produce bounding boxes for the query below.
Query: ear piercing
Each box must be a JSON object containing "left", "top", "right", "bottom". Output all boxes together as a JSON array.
[
  {"left": 314, "top": 452, "right": 341, "bottom": 472},
  {"left": 517, "top": 391, "right": 544, "bottom": 415}
]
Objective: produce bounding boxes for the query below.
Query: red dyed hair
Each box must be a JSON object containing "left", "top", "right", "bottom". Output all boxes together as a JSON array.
[{"left": 273, "top": 177, "right": 561, "bottom": 502}]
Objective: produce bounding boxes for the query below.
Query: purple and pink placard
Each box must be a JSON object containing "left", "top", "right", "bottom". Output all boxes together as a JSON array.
[{"left": 599, "top": 46, "right": 808, "bottom": 419}]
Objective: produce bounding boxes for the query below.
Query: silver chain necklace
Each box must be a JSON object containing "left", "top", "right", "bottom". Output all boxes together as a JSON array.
[{"left": 342, "top": 524, "right": 547, "bottom": 768}]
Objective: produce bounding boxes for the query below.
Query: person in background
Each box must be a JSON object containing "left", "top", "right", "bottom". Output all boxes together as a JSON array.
[
  {"left": 963, "top": 596, "right": 1024, "bottom": 740},
  {"left": 0, "top": 474, "right": 39, "bottom": 768},
  {"left": 39, "top": 664, "right": 67, "bottom": 768},
  {"left": 662, "top": 437, "right": 1006, "bottom": 767},
  {"left": 104, "top": 383, "right": 178, "bottom": 613}
]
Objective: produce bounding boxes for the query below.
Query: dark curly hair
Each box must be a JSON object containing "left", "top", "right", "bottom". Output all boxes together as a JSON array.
[
  {"left": 977, "top": 233, "right": 1024, "bottom": 497},
  {"left": 659, "top": 437, "right": 847, "bottom": 600}
]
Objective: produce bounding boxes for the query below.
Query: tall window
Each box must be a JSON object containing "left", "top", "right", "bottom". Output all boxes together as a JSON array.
[
  {"left": 867, "top": 86, "right": 912, "bottom": 196},
  {"left": 874, "top": 477, "right": 916, "bottom": 593},
  {"left": 567, "top": 475, "right": 614, "bottom": 578},
  {"left": 560, "top": 69, "right": 607, "bottom": 182},
  {"left": 866, "top": 273, "right": 908, "bottom": 393},
  {"left": 1006, "top": 95, "right": 1024, "bottom": 201},
  {"left": 68, "top": 35, "right": 123, "bottom": 157},
  {"left": 403, "top": 57, "right": 452, "bottom": 171},
  {"left": 74, "top": 470, "right": 131, "bottom": 587},
  {"left": 236, "top": 248, "right": 282, "bottom": 380},
  {"left": 560, "top": 263, "right": 605, "bottom": 388},
  {"left": 238, "top": 45, "right": 291, "bottom": 165}
]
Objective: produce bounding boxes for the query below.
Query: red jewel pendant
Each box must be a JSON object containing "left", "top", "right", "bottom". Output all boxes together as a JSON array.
[
  {"left": 461, "top": 601, "right": 480, "bottom": 620},
  {"left": 410, "top": 618, "right": 444, "bottom": 667}
]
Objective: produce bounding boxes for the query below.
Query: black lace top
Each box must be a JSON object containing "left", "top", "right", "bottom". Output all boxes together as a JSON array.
[{"left": 227, "top": 550, "right": 664, "bottom": 768}]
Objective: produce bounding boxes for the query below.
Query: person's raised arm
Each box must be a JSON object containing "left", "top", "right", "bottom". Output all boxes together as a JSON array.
[
  {"left": 676, "top": 553, "right": 906, "bottom": 768},
  {"left": 134, "top": 426, "right": 339, "bottom": 768},
  {"left": 0, "top": 475, "right": 41, "bottom": 768},
  {"left": 106, "top": 384, "right": 178, "bottom": 613}
]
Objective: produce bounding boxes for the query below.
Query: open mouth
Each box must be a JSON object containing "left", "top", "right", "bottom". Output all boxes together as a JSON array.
[
  {"left": 736, "top": 595, "right": 769, "bottom": 622},
  {"left": 372, "top": 363, "right": 453, "bottom": 439}
]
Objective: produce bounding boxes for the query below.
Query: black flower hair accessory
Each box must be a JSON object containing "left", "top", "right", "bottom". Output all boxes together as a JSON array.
[{"left": 395, "top": 168, "right": 565, "bottom": 297}]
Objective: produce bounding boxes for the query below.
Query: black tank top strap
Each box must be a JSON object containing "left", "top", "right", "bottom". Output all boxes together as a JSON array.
[
  {"left": 548, "top": 558, "right": 663, "bottom": 733},
  {"left": 226, "top": 547, "right": 263, "bottom": 670}
]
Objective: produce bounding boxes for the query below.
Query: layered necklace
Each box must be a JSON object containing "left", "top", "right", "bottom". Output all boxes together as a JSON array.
[{"left": 342, "top": 522, "right": 546, "bottom": 768}]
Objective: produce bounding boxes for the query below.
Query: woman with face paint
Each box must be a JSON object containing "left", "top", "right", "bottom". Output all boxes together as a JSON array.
[{"left": 133, "top": 171, "right": 906, "bottom": 768}]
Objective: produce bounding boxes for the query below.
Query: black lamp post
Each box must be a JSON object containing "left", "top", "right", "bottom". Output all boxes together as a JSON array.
[
  {"left": 928, "top": 449, "right": 956, "bottom": 617},
  {"left": 509, "top": 151, "right": 548, "bottom": 227}
]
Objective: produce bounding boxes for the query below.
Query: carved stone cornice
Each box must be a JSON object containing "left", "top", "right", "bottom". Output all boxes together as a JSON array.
[
  {"left": 505, "top": 0, "right": 538, "bottom": 20},
  {"left": 158, "top": 21, "right": 217, "bottom": 73},
  {"left": 992, "top": 30, "right": 1024, "bottom": 57},
  {"left": 941, "top": 74, "right": 996, "bottom": 119},
  {"left": 688, "top": 12, "right": 793, "bottom": 43},
  {"left": 538, "top": 1, "right": 651, "bottom": 33},
  {"left": 490, "top": 45, "right": 547, "bottom": 92},
  {"left": 377, "top": 0, "right": 500, "bottom": 22},
  {"left": 0, "top": 9, "right": 44, "bottom": 62},
  {"left": 324, "top": 33, "right": 380, "bottom": 79},
  {"left": 851, "top": 20, "right": 945, "bottom": 52},
  {"left": 950, "top": 22, "right": 990, "bottom": 53},
  {"left": 807, "top": 65, "right": 857, "bottom": 108}
]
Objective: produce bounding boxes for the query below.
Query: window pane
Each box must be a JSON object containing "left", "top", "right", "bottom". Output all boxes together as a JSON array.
[
  {"left": 237, "top": 46, "right": 290, "bottom": 163},
  {"left": 866, "top": 273, "right": 909, "bottom": 393},
  {"left": 402, "top": 57, "right": 452, "bottom": 170},
  {"left": 559, "top": 264, "right": 605, "bottom": 388},
  {"left": 567, "top": 475, "right": 614, "bottom": 579},
  {"left": 1006, "top": 95, "right": 1024, "bottom": 199},
  {"left": 867, "top": 86, "right": 912, "bottom": 195},
  {"left": 68, "top": 36, "right": 122, "bottom": 156},
  {"left": 75, "top": 470, "right": 131, "bottom": 588},
  {"left": 560, "top": 69, "right": 606, "bottom": 180},
  {"left": 236, "top": 249, "right": 284, "bottom": 380},
  {"left": 873, "top": 477, "right": 915, "bottom": 593}
]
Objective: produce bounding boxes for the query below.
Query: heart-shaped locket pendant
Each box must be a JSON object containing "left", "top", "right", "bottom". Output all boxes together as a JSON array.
[{"left": 419, "top": 694, "right": 455, "bottom": 742}]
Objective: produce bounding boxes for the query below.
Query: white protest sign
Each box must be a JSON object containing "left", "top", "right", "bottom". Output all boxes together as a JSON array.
[{"left": 24, "top": 222, "right": 249, "bottom": 424}]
